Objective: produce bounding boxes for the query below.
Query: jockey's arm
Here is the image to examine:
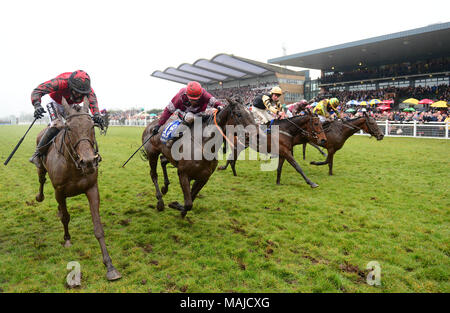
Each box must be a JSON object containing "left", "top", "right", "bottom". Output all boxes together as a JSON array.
[
  {"left": 158, "top": 102, "right": 177, "bottom": 126},
  {"left": 88, "top": 89, "right": 100, "bottom": 115},
  {"left": 31, "top": 77, "right": 63, "bottom": 107}
]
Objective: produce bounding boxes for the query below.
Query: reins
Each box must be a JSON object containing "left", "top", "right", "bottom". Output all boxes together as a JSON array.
[{"left": 213, "top": 109, "right": 235, "bottom": 149}]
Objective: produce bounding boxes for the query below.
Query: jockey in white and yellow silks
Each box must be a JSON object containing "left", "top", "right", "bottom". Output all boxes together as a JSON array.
[{"left": 313, "top": 98, "right": 341, "bottom": 122}]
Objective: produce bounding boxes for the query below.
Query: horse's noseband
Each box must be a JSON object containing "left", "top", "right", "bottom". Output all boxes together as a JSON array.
[{"left": 61, "top": 114, "right": 100, "bottom": 172}]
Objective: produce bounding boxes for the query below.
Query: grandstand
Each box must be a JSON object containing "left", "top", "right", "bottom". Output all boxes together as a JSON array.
[
  {"left": 268, "top": 22, "right": 450, "bottom": 106},
  {"left": 151, "top": 53, "right": 309, "bottom": 104}
]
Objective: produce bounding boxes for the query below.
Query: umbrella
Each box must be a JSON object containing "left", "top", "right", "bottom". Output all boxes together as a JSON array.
[
  {"left": 403, "top": 108, "right": 416, "bottom": 112},
  {"left": 149, "top": 113, "right": 157, "bottom": 117},
  {"left": 311, "top": 102, "right": 318, "bottom": 107},
  {"left": 346, "top": 100, "right": 359, "bottom": 106},
  {"left": 402, "top": 98, "right": 419, "bottom": 106},
  {"left": 378, "top": 105, "right": 391, "bottom": 111},
  {"left": 345, "top": 108, "right": 356, "bottom": 113},
  {"left": 358, "top": 101, "right": 368, "bottom": 106},
  {"left": 430, "top": 101, "right": 448, "bottom": 108},
  {"left": 418, "top": 99, "right": 434, "bottom": 105},
  {"left": 381, "top": 99, "right": 394, "bottom": 105},
  {"left": 369, "top": 99, "right": 382, "bottom": 106}
]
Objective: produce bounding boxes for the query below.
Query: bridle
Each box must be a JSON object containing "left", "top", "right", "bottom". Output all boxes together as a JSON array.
[
  {"left": 342, "top": 115, "right": 380, "bottom": 136},
  {"left": 284, "top": 115, "right": 324, "bottom": 140},
  {"left": 213, "top": 104, "right": 247, "bottom": 149},
  {"left": 59, "top": 113, "right": 100, "bottom": 171}
]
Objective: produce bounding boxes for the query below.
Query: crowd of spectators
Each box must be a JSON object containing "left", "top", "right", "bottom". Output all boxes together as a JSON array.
[
  {"left": 320, "top": 57, "right": 450, "bottom": 84},
  {"left": 324, "top": 84, "right": 450, "bottom": 104},
  {"left": 208, "top": 83, "right": 275, "bottom": 105},
  {"left": 341, "top": 108, "right": 449, "bottom": 123}
]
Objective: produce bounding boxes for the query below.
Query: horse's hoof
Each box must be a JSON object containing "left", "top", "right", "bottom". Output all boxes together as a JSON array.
[
  {"left": 157, "top": 200, "right": 165, "bottom": 212},
  {"left": 64, "top": 240, "right": 72, "bottom": 248},
  {"left": 310, "top": 183, "right": 319, "bottom": 188},
  {"left": 169, "top": 201, "right": 182, "bottom": 211},
  {"left": 36, "top": 194, "right": 44, "bottom": 202},
  {"left": 180, "top": 210, "right": 188, "bottom": 219},
  {"left": 217, "top": 166, "right": 226, "bottom": 171},
  {"left": 161, "top": 186, "right": 168, "bottom": 195},
  {"left": 310, "top": 161, "right": 316, "bottom": 165},
  {"left": 106, "top": 268, "right": 122, "bottom": 281}
]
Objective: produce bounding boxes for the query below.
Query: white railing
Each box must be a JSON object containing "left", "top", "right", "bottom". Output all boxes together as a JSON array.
[{"left": 354, "top": 121, "right": 449, "bottom": 139}]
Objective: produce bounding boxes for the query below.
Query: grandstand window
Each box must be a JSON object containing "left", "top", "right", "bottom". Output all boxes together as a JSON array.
[
  {"left": 349, "top": 83, "right": 376, "bottom": 91},
  {"left": 415, "top": 77, "right": 449, "bottom": 87},
  {"left": 380, "top": 81, "right": 410, "bottom": 88},
  {"left": 284, "top": 92, "right": 302, "bottom": 103},
  {"left": 278, "top": 78, "right": 304, "bottom": 85}
]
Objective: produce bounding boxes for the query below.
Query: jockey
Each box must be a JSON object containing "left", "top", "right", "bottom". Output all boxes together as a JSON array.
[
  {"left": 29, "top": 70, "right": 104, "bottom": 167},
  {"left": 289, "top": 99, "right": 308, "bottom": 116},
  {"left": 252, "top": 86, "right": 283, "bottom": 124},
  {"left": 313, "top": 97, "right": 341, "bottom": 122},
  {"left": 152, "top": 81, "right": 224, "bottom": 138}
]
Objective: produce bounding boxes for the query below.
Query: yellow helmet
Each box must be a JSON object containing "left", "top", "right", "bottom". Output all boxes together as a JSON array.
[
  {"left": 329, "top": 98, "right": 339, "bottom": 109},
  {"left": 270, "top": 86, "right": 283, "bottom": 95}
]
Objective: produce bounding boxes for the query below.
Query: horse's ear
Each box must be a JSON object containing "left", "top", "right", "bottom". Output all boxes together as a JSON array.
[
  {"left": 225, "top": 97, "right": 235, "bottom": 107},
  {"left": 83, "top": 96, "right": 90, "bottom": 113},
  {"left": 61, "top": 96, "right": 71, "bottom": 114}
]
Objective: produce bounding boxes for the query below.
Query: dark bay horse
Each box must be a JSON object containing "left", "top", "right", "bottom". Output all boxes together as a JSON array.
[
  {"left": 217, "top": 112, "right": 327, "bottom": 187},
  {"left": 34, "top": 97, "right": 121, "bottom": 281},
  {"left": 142, "top": 98, "right": 255, "bottom": 218},
  {"left": 300, "top": 113, "right": 384, "bottom": 175}
]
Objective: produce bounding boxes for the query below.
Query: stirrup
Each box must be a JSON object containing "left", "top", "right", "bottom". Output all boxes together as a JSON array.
[{"left": 29, "top": 151, "right": 42, "bottom": 168}]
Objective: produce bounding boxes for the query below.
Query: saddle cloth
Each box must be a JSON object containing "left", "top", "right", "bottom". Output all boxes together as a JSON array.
[{"left": 160, "top": 120, "right": 182, "bottom": 144}]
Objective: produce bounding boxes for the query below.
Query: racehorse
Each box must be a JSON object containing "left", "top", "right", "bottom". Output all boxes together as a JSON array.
[
  {"left": 33, "top": 96, "right": 121, "bottom": 281},
  {"left": 217, "top": 111, "right": 327, "bottom": 187},
  {"left": 142, "top": 98, "right": 256, "bottom": 218},
  {"left": 100, "top": 112, "right": 109, "bottom": 135},
  {"left": 300, "top": 113, "right": 384, "bottom": 175}
]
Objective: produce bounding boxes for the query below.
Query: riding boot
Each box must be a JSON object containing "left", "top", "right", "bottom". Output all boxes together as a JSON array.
[
  {"left": 166, "top": 133, "right": 183, "bottom": 149},
  {"left": 29, "top": 127, "right": 60, "bottom": 167}
]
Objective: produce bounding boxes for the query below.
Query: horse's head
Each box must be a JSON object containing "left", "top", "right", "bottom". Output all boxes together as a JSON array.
[
  {"left": 224, "top": 97, "right": 256, "bottom": 128},
  {"left": 306, "top": 110, "right": 327, "bottom": 146},
  {"left": 362, "top": 112, "right": 384, "bottom": 140},
  {"left": 61, "top": 96, "right": 100, "bottom": 174}
]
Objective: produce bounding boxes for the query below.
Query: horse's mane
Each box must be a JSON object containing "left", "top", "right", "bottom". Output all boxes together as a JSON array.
[
  {"left": 343, "top": 116, "right": 364, "bottom": 123},
  {"left": 268, "top": 115, "right": 308, "bottom": 126}
]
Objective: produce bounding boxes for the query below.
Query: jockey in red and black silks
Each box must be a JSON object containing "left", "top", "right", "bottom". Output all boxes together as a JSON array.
[{"left": 29, "top": 70, "right": 104, "bottom": 167}]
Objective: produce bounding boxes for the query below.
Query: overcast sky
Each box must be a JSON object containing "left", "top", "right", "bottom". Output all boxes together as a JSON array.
[{"left": 0, "top": 0, "right": 448, "bottom": 117}]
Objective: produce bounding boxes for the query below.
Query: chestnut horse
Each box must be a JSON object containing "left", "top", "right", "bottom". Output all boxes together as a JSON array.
[
  {"left": 34, "top": 97, "right": 121, "bottom": 281},
  {"left": 217, "top": 111, "right": 327, "bottom": 187},
  {"left": 142, "top": 98, "right": 256, "bottom": 218},
  {"left": 300, "top": 113, "right": 384, "bottom": 175}
]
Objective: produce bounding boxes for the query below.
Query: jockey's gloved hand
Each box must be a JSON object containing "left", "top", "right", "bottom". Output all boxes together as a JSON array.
[
  {"left": 152, "top": 125, "right": 160, "bottom": 136},
  {"left": 93, "top": 113, "right": 104, "bottom": 128},
  {"left": 33, "top": 105, "right": 46, "bottom": 119}
]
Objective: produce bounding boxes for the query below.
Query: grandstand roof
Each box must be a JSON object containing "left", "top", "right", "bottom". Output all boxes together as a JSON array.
[
  {"left": 151, "top": 53, "right": 306, "bottom": 85},
  {"left": 268, "top": 22, "right": 450, "bottom": 71}
]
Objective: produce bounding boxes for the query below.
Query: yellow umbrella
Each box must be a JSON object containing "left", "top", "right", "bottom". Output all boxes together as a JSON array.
[
  {"left": 368, "top": 99, "right": 382, "bottom": 106},
  {"left": 430, "top": 101, "right": 448, "bottom": 108},
  {"left": 358, "top": 101, "right": 368, "bottom": 106},
  {"left": 402, "top": 98, "right": 419, "bottom": 106}
]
